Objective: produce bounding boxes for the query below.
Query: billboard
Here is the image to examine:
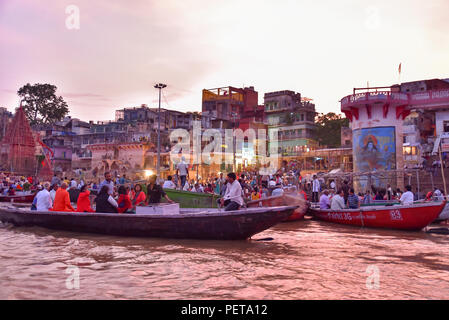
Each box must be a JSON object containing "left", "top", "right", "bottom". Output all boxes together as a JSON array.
[{"left": 353, "top": 126, "right": 396, "bottom": 192}]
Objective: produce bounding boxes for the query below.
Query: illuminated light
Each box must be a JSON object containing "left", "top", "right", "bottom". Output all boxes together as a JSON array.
[{"left": 144, "top": 170, "right": 154, "bottom": 177}]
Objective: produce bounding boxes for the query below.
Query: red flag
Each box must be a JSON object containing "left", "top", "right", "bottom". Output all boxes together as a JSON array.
[{"left": 398, "top": 63, "right": 402, "bottom": 74}]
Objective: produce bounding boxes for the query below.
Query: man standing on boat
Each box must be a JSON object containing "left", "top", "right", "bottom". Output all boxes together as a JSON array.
[
  {"left": 146, "top": 174, "right": 175, "bottom": 204},
  {"left": 99, "top": 171, "right": 114, "bottom": 196},
  {"left": 176, "top": 156, "right": 189, "bottom": 189},
  {"left": 220, "top": 172, "right": 244, "bottom": 211},
  {"left": 312, "top": 175, "right": 320, "bottom": 203}
]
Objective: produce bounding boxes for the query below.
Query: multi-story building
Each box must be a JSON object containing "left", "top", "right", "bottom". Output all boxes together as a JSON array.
[
  {"left": 264, "top": 90, "right": 317, "bottom": 156},
  {"left": 202, "top": 86, "right": 259, "bottom": 129}
]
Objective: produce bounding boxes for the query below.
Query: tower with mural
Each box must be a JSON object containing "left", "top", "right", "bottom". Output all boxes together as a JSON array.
[{"left": 341, "top": 89, "right": 408, "bottom": 193}]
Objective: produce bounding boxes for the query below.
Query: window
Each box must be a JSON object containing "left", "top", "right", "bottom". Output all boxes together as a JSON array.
[{"left": 444, "top": 121, "right": 449, "bottom": 133}]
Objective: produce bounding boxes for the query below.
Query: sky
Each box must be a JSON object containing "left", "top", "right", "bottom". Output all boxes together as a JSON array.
[{"left": 1, "top": 0, "right": 449, "bottom": 122}]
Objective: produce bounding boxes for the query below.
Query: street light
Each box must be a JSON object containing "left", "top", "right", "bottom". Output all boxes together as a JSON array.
[
  {"left": 231, "top": 112, "right": 238, "bottom": 172},
  {"left": 154, "top": 83, "right": 167, "bottom": 179}
]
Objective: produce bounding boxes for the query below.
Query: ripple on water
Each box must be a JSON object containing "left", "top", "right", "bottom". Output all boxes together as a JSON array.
[{"left": 1, "top": 221, "right": 449, "bottom": 299}]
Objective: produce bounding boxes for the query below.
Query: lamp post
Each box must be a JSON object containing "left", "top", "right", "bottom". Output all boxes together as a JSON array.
[
  {"left": 231, "top": 112, "right": 238, "bottom": 172},
  {"left": 154, "top": 83, "right": 167, "bottom": 179}
]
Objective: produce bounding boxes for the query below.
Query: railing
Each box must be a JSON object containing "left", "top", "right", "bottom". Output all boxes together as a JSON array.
[{"left": 341, "top": 89, "right": 449, "bottom": 109}]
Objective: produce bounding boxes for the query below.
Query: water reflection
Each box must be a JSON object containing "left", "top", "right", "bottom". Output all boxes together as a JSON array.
[{"left": 0, "top": 219, "right": 448, "bottom": 299}]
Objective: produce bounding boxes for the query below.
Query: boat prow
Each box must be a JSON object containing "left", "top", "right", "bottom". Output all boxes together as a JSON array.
[
  {"left": 0, "top": 205, "right": 298, "bottom": 240},
  {"left": 246, "top": 192, "right": 308, "bottom": 222},
  {"left": 309, "top": 201, "right": 446, "bottom": 231}
]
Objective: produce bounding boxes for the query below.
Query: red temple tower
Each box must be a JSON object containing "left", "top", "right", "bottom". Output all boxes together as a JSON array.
[{"left": 0, "top": 105, "right": 53, "bottom": 179}]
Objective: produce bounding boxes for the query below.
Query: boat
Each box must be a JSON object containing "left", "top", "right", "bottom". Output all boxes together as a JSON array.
[
  {"left": 435, "top": 201, "right": 449, "bottom": 222},
  {"left": 246, "top": 192, "right": 309, "bottom": 221},
  {"left": 164, "top": 189, "right": 218, "bottom": 208},
  {"left": 309, "top": 201, "right": 446, "bottom": 231},
  {"left": 0, "top": 205, "right": 297, "bottom": 240},
  {"left": 0, "top": 193, "right": 36, "bottom": 203}
]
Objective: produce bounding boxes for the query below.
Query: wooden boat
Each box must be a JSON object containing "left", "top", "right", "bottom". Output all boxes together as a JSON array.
[
  {"left": 309, "top": 201, "right": 446, "bottom": 231},
  {"left": 0, "top": 205, "right": 297, "bottom": 240},
  {"left": 164, "top": 189, "right": 218, "bottom": 208},
  {"left": 246, "top": 192, "right": 308, "bottom": 221},
  {"left": 0, "top": 193, "right": 36, "bottom": 203}
]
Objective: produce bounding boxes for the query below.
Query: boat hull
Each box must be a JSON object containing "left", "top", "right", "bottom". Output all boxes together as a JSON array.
[
  {"left": 247, "top": 193, "right": 308, "bottom": 221},
  {"left": 0, "top": 206, "right": 296, "bottom": 240},
  {"left": 436, "top": 202, "right": 449, "bottom": 221},
  {"left": 309, "top": 201, "right": 446, "bottom": 231},
  {"left": 0, "top": 194, "right": 36, "bottom": 203}
]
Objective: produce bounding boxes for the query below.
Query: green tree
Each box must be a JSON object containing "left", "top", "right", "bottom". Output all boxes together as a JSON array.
[
  {"left": 314, "top": 112, "right": 349, "bottom": 148},
  {"left": 17, "top": 83, "right": 69, "bottom": 125}
]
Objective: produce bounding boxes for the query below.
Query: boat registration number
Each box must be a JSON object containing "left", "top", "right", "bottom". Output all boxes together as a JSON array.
[{"left": 389, "top": 209, "right": 403, "bottom": 221}]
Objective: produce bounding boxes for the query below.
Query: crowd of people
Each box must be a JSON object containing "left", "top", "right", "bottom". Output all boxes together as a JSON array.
[
  {"left": 1, "top": 162, "right": 446, "bottom": 214},
  {"left": 314, "top": 174, "right": 446, "bottom": 210}
]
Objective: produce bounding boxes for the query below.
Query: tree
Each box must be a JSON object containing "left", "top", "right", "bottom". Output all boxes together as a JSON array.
[
  {"left": 314, "top": 112, "right": 349, "bottom": 148},
  {"left": 17, "top": 83, "right": 69, "bottom": 125}
]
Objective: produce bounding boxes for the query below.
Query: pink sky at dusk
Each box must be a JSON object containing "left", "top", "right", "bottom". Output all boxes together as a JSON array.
[{"left": 1, "top": 0, "right": 449, "bottom": 121}]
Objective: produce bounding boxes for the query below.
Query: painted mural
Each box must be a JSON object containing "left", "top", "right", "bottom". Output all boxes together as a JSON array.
[{"left": 353, "top": 127, "right": 396, "bottom": 191}]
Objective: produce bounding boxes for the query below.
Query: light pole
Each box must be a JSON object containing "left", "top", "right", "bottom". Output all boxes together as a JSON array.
[
  {"left": 231, "top": 112, "right": 237, "bottom": 172},
  {"left": 154, "top": 83, "right": 167, "bottom": 179}
]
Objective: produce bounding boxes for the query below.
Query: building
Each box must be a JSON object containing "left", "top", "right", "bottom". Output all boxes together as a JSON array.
[
  {"left": 264, "top": 90, "right": 317, "bottom": 156},
  {"left": 340, "top": 77, "right": 449, "bottom": 192},
  {"left": 202, "top": 86, "right": 259, "bottom": 129}
]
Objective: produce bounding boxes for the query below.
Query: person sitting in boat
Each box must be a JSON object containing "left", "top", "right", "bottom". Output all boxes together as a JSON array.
[
  {"left": 35, "top": 182, "right": 52, "bottom": 211},
  {"left": 50, "top": 184, "right": 58, "bottom": 203},
  {"left": 347, "top": 188, "right": 360, "bottom": 209},
  {"left": 251, "top": 187, "right": 261, "bottom": 200},
  {"left": 319, "top": 190, "right": 331, "bottom": 209},
  {"left": 7, "top": 185, "right": 15, "bottom": 196},
  {"left": 363, "top": 190, "right": 373, "bottom": 204},
  {"left": 117, "top": 185, "right": 133, "bottom": 213},
  {"left": 400, "top": 185, "right": 414, "bottom": 206},
  {"left": 219, "top": 172, "right": 244, "bottom": 211},
  {"left": 76, "top": 185, "right": 94, "bottom": 213},
  {"left": 52, "top": 183, "right": 75, "bottom": 212},
  {"left": 162, "top": 176, "right": 176, "bottom": 189},
  {"left": 272, "top": 183, "right": 284, "bottom": 197},
  {"left": 95, "top": 185, "right": 118, "bottom": 213},
  {"left": 131, "top": 184, "right": 146, "bottom": 207},
  {"left": 331, "top": 189, "right": 346, "bottom": 210},
  {"left": 146, "top": 174, "right": 175, "bottom": 205}
]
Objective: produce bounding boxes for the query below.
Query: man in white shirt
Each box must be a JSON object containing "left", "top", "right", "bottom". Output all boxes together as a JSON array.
[
  {"left": 176, "top": 157, "right": 189, "bottom": 189},
  {"left": 221, "top": 172, "right": 243, "bottom": 211},
  {"left": 331, "top": 189, "right": 346, "bottom": 210},
  {"left": 162, "top": 176, "right": 176, "bottom": 189},
  {"left": 400, "top": 185, "right": 414, "bottom": 205},
  {"left": 35, "top": 182, "right": 52, "bottom": 211}
]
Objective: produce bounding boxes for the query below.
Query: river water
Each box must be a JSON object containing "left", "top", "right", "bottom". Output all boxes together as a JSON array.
[{"left": 0, "top": 218, "right": 448, "bottom": 300}]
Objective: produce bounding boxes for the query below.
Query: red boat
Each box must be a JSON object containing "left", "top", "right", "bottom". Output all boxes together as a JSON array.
[
  {"left": 309, "top": 201, "right": 446, "bottom": 231},
  {"left": 247, "top": 192, "right": 308, "bottom": 221},
  {"left": 0, "top": 193, "right": 36, "bottom": 203}
]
